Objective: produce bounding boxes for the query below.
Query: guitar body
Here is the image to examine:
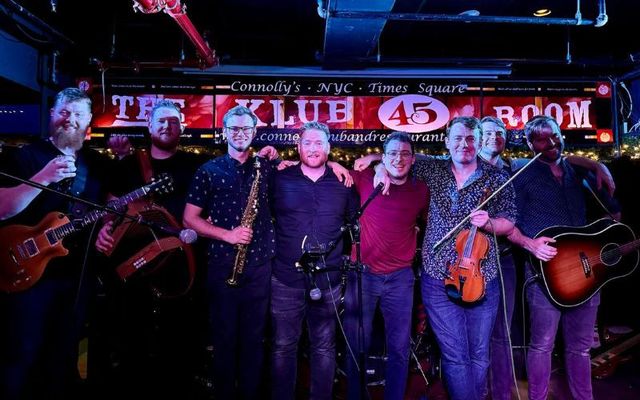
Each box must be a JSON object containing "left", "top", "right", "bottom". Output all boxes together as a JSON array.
[
  {"left": 533, "top": 219, "right": 639, "bottom": 307},
  {"left": 0, "top": 175, "right": 173, "bottom": 294},
  {"left": 0, "top": 212, "right": 71, "bottom": 292}
]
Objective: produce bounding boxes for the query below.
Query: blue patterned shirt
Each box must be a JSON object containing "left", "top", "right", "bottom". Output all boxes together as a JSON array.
[
  {"left": 414, "top": 157, "right": 517, "bottom": 281},
  {"left": 513, "top": 159, "right": 591, "bottom": 238},
  {"left": 186, "top": 154, "right": 276, "bottom": 275}
]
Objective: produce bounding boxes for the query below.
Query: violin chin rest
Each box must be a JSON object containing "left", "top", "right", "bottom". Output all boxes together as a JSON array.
[{"left": 445, "top": 284, "right": 462, "bottom": 299}]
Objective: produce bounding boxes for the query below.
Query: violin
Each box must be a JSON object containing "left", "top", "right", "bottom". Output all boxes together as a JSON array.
[
  {"left": 444, "top": 187, "right": 492, "bottom": 303},
  {"left": 444, "top": 219, "right": 489, "bottom": 303},
  {"left": 444, "top": 221, "right": 489, "bottom": 302}
]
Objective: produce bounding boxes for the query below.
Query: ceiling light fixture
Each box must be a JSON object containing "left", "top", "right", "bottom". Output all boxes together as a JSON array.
[
  {"left": 459, "top": 10, "right": 480, "bottom": 17},
  {"left": 533, "top": 9, "right": 552, "bottom": 17}
]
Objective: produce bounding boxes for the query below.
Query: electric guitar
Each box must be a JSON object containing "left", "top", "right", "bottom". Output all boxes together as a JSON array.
[
  {"left": 0, "top": 174, "right": 173, "bottom": 293},
  {"left": 532, "top": 218, "right": 639, "bottom": 307}
]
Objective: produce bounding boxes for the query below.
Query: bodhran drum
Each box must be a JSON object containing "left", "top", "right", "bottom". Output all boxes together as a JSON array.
[{"left": 105, "top": 200, "right": 195, "bottom": 298}]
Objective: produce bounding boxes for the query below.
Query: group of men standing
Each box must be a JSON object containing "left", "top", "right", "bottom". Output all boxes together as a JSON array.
[{"left": 0, "top": 86, "right": 620, "bottom": 400}]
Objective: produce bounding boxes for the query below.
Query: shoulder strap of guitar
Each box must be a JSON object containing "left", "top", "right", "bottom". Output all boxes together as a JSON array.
[
  {"left": 582, "top": 178, "right": 616, "bottom": 219},
  {"left": 136, "top": 148, "right": 154, "bottom": 184},
  {"left": 566, "top": 160, "right": 617, "bottom": 219}
]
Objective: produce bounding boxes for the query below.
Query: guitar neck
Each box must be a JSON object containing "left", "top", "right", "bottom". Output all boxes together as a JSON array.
[
  {"left": 51, "top": 186, "right": 150, "bottom": 241},
  {"left": 619, "top": 239, "right": 640, "bottom": 256}
]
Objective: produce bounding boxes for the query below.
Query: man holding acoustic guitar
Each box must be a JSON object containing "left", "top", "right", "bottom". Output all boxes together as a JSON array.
[
  {"left": 92, "top": 99, "right": 207, "bottom": 399},
  {"left": 0, "top": 88, "right": 112, "bottom": 399},
  {"left": 507, "top": 115, "right": 621, "bottom": 400}
]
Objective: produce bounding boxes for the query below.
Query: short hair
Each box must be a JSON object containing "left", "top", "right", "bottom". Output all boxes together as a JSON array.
[
  {"left": 524, "top": 115, "right": 561, "bottom": 141},
  {"left": 446, "top": 116, "right": 481, "bottom": 138},
  {"left": 222, "top": 105, "right": 258, "bottom": 127},
  {"left": 150, "top": 99, "right": 181, "bottom": 121},
  {"left": 54, "top": 87, "right": 91, "bottom": 109},
  {"left": 383, "top": 131, "right": 414, "bottom": 154},
  {"left": 480, "top": 116, "right": 507, "bottom": 133},
  {"left": 300, "top": 121, "right": 330, "bottom": 141}
]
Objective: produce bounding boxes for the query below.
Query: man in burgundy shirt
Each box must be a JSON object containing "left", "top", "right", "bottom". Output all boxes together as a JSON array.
[{"left": 344, "top": 131, "right": 429, "bottom": 400}]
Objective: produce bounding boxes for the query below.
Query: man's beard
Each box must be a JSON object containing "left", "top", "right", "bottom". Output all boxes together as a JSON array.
[
  {"left": 151, "top": 134, "right": 179, "bottom": 151},
  {"left": 52, "top": 128, "right": 85, "bottom": 151},
  {"left": 230, "top": 140, "right": 251, "bottom": 153}
]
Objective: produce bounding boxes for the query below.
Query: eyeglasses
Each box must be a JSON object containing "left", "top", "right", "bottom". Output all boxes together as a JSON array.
[
  {"left": 225, "top": 126, "right": 255, "bottom": 136},
  {"left": 385, "top": 151, "right": 413, "bottom": 159}
]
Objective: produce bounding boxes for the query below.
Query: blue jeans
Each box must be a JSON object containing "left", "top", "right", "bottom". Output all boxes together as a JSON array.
[
  {"left": 421, "top": 275, "right": 500, "bottom": 400},
  {"left": 207, "top": 261, "right": 271, "bottom": 400},
  {"left": 344, "top": 267, "right": 415, "bottom": 400},
  {"left": 270, "top": 275, "right": 342, "bottom": 400},
  {"left": 489, "top": 255, "right": 517, "bottom": 400},
  {"left": 525, "top": 265, "right": 599, "bottom": 400}
]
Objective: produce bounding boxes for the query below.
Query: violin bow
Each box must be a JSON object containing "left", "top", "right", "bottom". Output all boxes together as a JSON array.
[{"left": 433, "top": 152, "right": 542, "bottom": 251}]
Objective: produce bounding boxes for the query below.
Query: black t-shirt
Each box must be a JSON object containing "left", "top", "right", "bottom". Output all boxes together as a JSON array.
[
  {"left": 1, "top": 139, "right": 111, "bottom": 276},
  {"left": 109, "top": 150, "right": 207, "bottom": 221}
]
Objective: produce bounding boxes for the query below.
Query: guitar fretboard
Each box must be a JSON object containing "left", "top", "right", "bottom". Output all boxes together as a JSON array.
[{"left": 49, "top": 186, "right": 150, "bottom": 241}]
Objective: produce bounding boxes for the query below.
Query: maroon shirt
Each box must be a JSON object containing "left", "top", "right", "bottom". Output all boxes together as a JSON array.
[{"left": 351, "top": 169, "right": 429, "bottom": 274}]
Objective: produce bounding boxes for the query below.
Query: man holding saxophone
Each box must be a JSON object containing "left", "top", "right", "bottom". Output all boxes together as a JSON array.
[{"left": 183, "top": 105, "right": 277, "bottom": 399}]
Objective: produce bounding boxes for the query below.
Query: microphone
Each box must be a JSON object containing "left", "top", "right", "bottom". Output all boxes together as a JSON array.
[
  {"left": 295, "top": 249, "right": 325, "bottom": 301},
  {"left": 356, "top": 182, "right": 384, "bottom": 218},
  {"left": 309, "top": 283, "right": 322, "bottom": 301},
  {"left": 138, "top": 217, "right": 198, "bottom": 244},
  {"left": 159, "top": 225, "right": 198, "bottom": 244},
  {"left": 370, "top": 182, "right": 385, "bottom": 199}
]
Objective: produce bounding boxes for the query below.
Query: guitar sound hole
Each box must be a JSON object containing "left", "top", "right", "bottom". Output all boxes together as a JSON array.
[{"left": 601, "top": 243, "right": 622, "bottom": 266}]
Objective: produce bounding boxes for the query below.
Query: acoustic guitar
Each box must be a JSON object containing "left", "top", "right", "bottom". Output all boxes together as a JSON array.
[
  {"left": 532, "top": 218, "right": 639, "bottom": 307},
  {"left": 0, "top": 174, "right": 173, "bottom": 293}
]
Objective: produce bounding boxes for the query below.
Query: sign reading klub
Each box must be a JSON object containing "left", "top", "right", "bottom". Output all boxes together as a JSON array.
[{"left": 90, "top": 79, "right": 611, "bottom": 146}]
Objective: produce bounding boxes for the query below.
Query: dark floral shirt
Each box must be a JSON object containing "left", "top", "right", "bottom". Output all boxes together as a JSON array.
[
  {"left": 414, "top": 157, "right": 517, "bottom": 282},
  {"left": 186, "top": 154, "right": 276, "bottom": 275}
]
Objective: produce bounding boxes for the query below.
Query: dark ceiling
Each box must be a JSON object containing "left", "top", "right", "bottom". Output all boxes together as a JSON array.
[{"left": 2, "top": 0, "right": 640, "bottom": 80}]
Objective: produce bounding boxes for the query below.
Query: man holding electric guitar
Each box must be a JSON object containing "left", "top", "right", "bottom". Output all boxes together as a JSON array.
[
  {"left": 507, "top": 115, "right": 622, "bottom": 400},
  {"left": 0, "top": 88, "right": 112, "bottom": 399}
]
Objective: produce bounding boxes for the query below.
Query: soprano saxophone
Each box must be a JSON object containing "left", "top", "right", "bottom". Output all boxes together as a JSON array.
[{"left": 226, "top": 157, "right": 261, "bottom": 286}]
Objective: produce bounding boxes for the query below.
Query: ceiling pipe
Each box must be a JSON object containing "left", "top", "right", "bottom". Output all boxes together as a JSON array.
[
  {"left": 132, "top": 0, "right": 217, "bottom": 68},
  {"left": 330, "top": 0, "right": 608, "bottom": 27},
  {"left": 595, "top": 0, "right": 608, "bottom": 27}
]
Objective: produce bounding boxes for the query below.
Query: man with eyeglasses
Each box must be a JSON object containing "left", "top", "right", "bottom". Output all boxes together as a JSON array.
[
  {"left": 343, "top": 131, "right": 429, "bottom": 400},
  {"left": 182, "top": 105, "right": 281, "bottom": 399},
  {"left": 361, "top": 117, "right": 516, "bottom": 400},
  {"left": 0, "top": 88, "right": 112, "bottom": 399},
  {"left": 355, "top": 116, "right": 616, "bottom": 399}
]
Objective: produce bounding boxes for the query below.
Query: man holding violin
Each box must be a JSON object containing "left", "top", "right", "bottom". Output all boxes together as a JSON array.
[{"left": 375, "top": 116, "right": 517, "bottom": 400}]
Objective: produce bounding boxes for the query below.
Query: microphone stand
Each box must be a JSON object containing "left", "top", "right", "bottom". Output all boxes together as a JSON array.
[
  {"left": 0, "top": 170, "right": 183, "bottom": 239},
  {"left": 293, "top": 183, "right": 383, "bottom": 400},
  {"left": 343, "top": 183, "right": 383, "bottom": 400}
]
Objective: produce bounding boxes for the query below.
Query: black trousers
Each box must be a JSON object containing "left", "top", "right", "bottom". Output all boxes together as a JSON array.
[{"left": 207, "top": 260, "right": 271, "bottom": 400}]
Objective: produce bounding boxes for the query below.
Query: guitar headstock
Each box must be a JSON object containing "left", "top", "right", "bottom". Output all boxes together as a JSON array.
[{"left": 147, "top": 173, "right": 174, "bottom": 195}]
